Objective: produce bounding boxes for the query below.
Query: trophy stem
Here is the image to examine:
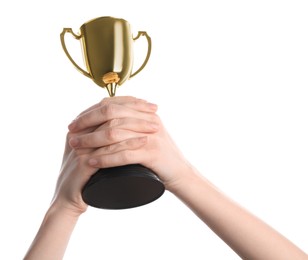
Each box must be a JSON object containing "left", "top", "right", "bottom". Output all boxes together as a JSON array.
[{"left": 105, "top": 82, "right": 117, "bottom": 97}]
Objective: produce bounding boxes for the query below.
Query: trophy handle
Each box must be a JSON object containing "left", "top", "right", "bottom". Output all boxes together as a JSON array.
[
  {"left": 60, "top": 28, "right": 92, "bottom": 78},
  {"left": 130, "top": 31, "right": 152, "bottom": 78}
]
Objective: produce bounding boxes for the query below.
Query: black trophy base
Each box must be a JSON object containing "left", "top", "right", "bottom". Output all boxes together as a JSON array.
[{"left": 82, "top": 164, "right": 165, "bottom": 210}]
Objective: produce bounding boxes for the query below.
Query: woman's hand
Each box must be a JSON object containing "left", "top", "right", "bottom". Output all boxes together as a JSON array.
[
  {"left": 51, "top": 96, "right": 163, "bottom": 215},
  {"left": 26, "top": 96, "right": 308, "bottom": 260},
  {"left": 68, "top": 96, "right": 193, "bottom": 191}
]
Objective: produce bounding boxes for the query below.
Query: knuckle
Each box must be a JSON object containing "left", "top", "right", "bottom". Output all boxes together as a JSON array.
[
  {"left": 100, "top": 103, "right": 116, "bottom": 118},
  {"left": 105, "top": 128, "right": 118, "bottom": 142},
  {"left": 100, "top": 97, "right": 110, "bottom": 106},
  {"left": 99, "top": 105, "right": 107, "bottom": 116},
  {"left": 107, "top": 118, "right": 120, "bottom": 128},
  {"left": 105, "top": 143, "right": 116, "bottom": 153},
  {"left": 79, "top": 135, "right": 90, "bottom": 147}
]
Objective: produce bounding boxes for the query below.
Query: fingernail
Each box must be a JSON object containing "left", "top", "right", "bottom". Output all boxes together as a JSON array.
[
  {"left": 147, "top": 102, "right": 158, "bottom": 110},
  {"left": 68, "top": 120, "right": 76, "bottom": 131},
  {"left": 88, "top": 158, "right": 98, "bottom": 166},
  {"left": 69, "top": 137, "right": 79, "bottom": 147}
]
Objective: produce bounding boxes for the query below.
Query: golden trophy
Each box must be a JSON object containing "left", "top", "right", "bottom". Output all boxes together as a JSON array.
[{"left": 60, "top": 16, "right": 165, "bottom": 209}]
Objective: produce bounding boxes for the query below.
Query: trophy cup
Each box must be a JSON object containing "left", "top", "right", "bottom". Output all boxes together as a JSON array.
[{"left": 60, "top": 16, "right": 165, "bottom": 209}]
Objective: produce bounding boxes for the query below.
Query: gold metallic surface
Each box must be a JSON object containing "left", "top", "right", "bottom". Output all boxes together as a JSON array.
[
  {"left": 60, "top": 16, "right": 151, "bottom": 96},
  {"left": 102, "top": 72, "right": 120, "bottom": 84}
]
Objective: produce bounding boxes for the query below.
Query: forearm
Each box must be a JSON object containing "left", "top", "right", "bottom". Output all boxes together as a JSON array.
[
  {"left": 170, "top": 166, "right": 307, "bottom": 260},
  {"left": 24, "top": 204, "right": 80, "bottom": 260}
]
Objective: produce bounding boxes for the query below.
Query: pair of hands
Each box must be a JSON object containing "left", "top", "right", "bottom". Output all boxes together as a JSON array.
[
  {"left": 51, "top": 96, "right": 189, "bottom": 215},
  {"left": 27, "top": 97, "right": 308, "bottom": 260}
]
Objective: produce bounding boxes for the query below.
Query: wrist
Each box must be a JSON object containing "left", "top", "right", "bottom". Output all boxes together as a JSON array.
[
  {"left": 166, "top": 162, "right": 203, "bottom": 194},
  {"left": 49, "top": 198, "right": 87, "bottom": 220}
]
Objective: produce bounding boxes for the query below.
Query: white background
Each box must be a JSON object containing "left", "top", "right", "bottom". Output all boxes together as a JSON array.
[{"left": 0, "top": 0, "right": 307, "bottom": 259}]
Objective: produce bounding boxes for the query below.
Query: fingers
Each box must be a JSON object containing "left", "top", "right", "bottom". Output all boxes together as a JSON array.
[
  {"left": 87, "top": 137, "right": 148, "bottom": 168},
  {"left": 68, "top": 96, "right": 157, "bottom": 133},
  {"left": 69, "top": 118, "right": 159, "bottom": 149},
  {"left": 66, "top": 96, "right": 160, "bottom": 172},
  {"left": 76, "top": 96, "right": 146, "bottom": 117}
]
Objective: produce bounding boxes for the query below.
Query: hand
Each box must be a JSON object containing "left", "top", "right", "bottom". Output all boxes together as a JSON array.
[
  {"left": 50, "top": 109, "right": 98, "bottom": 216},
  {"left": 50, "top": 96, "right": 161, "bottom": 215},
  {"left": 68, "top": 96, "right": 193, "bottom": 190}
]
